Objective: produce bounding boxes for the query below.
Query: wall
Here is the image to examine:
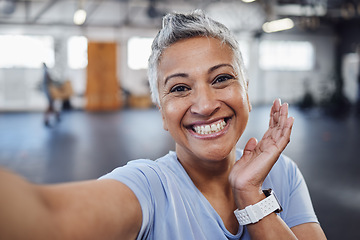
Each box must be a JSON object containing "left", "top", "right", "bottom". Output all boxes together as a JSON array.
[
  {"left": 117, "top": 27, "right": 158, "bottom": 97},
  {"left": 0, "top": 25, "right": 85, "bottom": 111},
  {"left": 0, "top": 24, "right": 158, "bottom": 111},
  {"left": 0, "top": 68, "right": 46, "bottom": 110},
  {"left": 244, "top": 29, "right": 337, "bottom": 105},
  {"left": 0, "top": 24, "right": 338, "bottom": 110}
]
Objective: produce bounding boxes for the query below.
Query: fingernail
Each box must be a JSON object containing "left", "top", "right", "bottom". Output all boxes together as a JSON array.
[{"left": 273, "top": 98, "right": 281, "bottom": 104}]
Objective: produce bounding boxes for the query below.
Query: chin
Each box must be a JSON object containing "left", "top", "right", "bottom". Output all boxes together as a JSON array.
[{"left": 196, "top": 146, "right": 236, "bottom": 162}]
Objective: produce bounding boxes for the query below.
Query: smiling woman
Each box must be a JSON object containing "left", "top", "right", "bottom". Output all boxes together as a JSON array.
[
  {"left": 0, "top": 10, "right": 326, "bottom": 240},
  {"left": 157, "top": 37, "right": 250, "bottom": 164}
]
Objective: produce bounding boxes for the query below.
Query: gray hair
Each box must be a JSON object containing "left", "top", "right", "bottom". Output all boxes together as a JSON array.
[{"left": 148, "top": 9, "right": 247, "bottom": 106}]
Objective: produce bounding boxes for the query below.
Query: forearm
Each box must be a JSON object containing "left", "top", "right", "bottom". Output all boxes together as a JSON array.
[
  {"left": 230, "top": 100, "right": 298, "bottom": 239},
  {"left": 0, "top": 168, "right": 142, "bottom": 239},
  {"left": 0, "top": 169, "right": 56, "bottom": 239},
  {"left": 246, "top": 214, "right": 297, "bottom": 240}
]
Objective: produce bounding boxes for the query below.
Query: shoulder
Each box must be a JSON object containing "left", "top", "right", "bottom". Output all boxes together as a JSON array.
[
  {"left": 263, "top": 153, "right": 302, "bottom": 192},
  {"left": 272, "top": 154, "right": 299, "bottom": 177},
  {"left": 99, "top": 151, "right": 179, "bottom": 190},
  {"left": 99, "top": 152, "right": 196, "bottom": 239},
  {"left": 260, "top": 153, "right": 318, "bottom": 227}
]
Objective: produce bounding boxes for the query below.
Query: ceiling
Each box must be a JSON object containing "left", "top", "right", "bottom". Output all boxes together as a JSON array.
[{"left": 0, "top": 0, "right": 359, "bottom": 31}]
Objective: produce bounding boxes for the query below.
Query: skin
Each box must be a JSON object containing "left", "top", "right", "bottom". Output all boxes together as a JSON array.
[
  {"left": 0, "top": 36, "right": 326, "bottom": 239},
  {"left": 0, "top": 170, "right": 142, "bottom": 240}
]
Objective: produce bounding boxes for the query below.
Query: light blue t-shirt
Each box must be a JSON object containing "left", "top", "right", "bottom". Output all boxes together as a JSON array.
[{"left": 100, "top": 150, "right": 318, "bottom": 239}]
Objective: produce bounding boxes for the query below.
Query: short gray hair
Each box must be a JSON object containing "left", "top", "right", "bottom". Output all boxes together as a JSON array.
[{"left": 148, "top": 9, "right": 247, "bottom": 106}]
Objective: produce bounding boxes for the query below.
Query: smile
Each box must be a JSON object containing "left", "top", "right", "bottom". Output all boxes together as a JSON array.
[{"left": 192, "top": 119, "right": 227, "bottom": 135}]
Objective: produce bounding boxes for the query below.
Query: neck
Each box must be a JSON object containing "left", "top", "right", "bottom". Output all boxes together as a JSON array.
[
  {"left": 176, "top": 147, "right": 239, "bottom": 234},
  {"left": 176, "top": 147, "right": 236, "bottom": 196}
]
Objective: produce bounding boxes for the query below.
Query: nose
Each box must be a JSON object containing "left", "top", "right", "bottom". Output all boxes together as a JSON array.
[{"left": 190, "top": 84, "right": 220, "bottom": 116}]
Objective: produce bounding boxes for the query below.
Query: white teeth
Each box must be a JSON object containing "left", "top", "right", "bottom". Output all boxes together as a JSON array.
[
  {"left": 193, "top": 120, "right": 226, "bottom": 135},
  {"left": 205, "top": 125, "right": 211, "bottom": 132}
]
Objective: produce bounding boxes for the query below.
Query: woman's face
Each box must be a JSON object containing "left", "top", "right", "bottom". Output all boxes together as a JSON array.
[{"left": 158, "top": 37, "right": 251, "bottom": 163}]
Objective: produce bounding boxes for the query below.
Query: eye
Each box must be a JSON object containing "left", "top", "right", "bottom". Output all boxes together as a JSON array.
[
  {"left": 170, "top": 85, "right": 190, "bottom": 93},
  {"left": 213, "top": 74, "right": 234, "bottom": 84}
]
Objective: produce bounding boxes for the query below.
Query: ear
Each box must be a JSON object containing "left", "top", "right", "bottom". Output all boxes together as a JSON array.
[
  {"left": 247, "top": 93, "right": 252, "bottom": 112},
  {"left": 159, "top": 108, "right": 169, "bottom": 131},
  {"left": 246, "top": 82, "right": 252, "bottom": 112}
]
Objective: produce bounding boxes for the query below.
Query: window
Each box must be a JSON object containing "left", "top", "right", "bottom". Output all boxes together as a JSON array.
[
  {"left": 259, "top": 41, "right": 314, "bottom": 71},
  {"left": 0, "top": 35, "right": 54, "bottom": 68},
  {"left": 127, "top": 37, "right": 153, "bottom": 70},
  {"left": 68, "top": 36, "right": 88, "bottom": 69}
]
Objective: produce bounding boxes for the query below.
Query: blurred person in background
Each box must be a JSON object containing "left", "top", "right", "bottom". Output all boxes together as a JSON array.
[
  {"left": 42, "top": 62, "right": 60, "bottom": 127},
  {"left": 42, "top": 63, "right": 73, "bottom": 127}
]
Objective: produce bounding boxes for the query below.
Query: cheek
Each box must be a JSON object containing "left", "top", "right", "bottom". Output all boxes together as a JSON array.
[
  {"left": 222, "top": 85, "right": 249, "bottom": 109},
  {"left": 161, "top": 98, "right": 188, "bottom": 130}
]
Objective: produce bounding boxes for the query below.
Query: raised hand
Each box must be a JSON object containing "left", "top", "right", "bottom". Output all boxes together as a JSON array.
[{"left": 229, "top": 99, "right": 294, "bottom": 206}]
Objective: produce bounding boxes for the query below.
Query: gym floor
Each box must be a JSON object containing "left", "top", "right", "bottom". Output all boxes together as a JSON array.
[{"left": 1, "top": 105, "right": 359, "bottom": 239}]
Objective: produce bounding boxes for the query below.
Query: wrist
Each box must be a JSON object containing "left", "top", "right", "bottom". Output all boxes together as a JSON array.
[
  {"left": 234, "top": 189, "right": 283, "bottom": 225},
  {"left": 233, "top": 188, "right": 265, "bottom": 209}
]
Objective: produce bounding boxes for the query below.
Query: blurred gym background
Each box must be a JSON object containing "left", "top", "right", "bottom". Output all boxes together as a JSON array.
[{"left": 0, "top": 0, "right": 359, "bottom": 239}]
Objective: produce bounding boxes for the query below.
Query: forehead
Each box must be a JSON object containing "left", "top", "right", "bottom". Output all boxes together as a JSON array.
[{"left": 158, "top": 37, "right": 235, "bottom": 78}]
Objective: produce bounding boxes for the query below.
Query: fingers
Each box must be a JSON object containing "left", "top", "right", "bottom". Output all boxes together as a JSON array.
[
  {"left": 278, "top": 102, "right": 289, "bottom": 129},
  {"left": 270, "top": 99, "right": 293, "bottom": 129},
  {"left": 277, "top": 116, "right": 294, "bottom": 149},
  {"left": 243, "top": 137, "right": 258, "bottom": 154},
  {"left": 269, "top": 99, "right": 281, "bottom": 128},
  {"left": 279, "top": 102, "right": 294, "bottom": 131},
  {"left": 240, "top": 137, "right": 258, "bottom": 163},
  {"left": 267, "top": 99, "right": 295, "bottom": 148}
]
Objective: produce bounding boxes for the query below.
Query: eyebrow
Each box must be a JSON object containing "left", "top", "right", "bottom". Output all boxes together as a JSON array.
[
  {"left": 164, "top": 73, "right": 189, "bottom": 86},
  {"left": 163, "top": 63, "right": 235, "bottom": 86},
  {"left": 208, "top": 63, "right": 234, "bottom": 74}
]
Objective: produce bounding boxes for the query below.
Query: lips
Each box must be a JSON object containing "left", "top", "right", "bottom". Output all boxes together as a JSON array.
[{"left": 191, "top": 118, "right": 228, "bottom": 135}]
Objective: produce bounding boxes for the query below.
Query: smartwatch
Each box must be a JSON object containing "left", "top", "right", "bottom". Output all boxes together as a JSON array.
[{"left": 234, "top": 188, "right": 282, "bottom": 225}]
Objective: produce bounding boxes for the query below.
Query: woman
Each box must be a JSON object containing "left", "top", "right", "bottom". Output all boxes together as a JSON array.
[{"left": 0, "top": 10, "right": 326, "bottom": 239}]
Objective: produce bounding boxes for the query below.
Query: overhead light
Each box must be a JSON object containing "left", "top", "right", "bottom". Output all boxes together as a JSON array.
[
  {"left": 73, "top": 8, "right": 87, "bottom": 25},
  {"left": 262, "top": 18, "right": 294, "bottom": 33},
  {"left": 74, "top": 0, "right": 87, "bottom": 25},
  {"left": 242, "top": 0, "right": 256, "bottom": 2}
]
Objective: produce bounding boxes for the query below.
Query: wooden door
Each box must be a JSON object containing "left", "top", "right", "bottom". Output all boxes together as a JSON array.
[{"left": 86, "top": 42, "right": 121, "bottom": 111}]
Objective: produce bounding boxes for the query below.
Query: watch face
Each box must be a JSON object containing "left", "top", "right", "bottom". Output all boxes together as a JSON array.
[
  {"left": 263, "top": 188, "right": 283, "bottom": 213},
  {"left": 262, "top": 189, "right": 272, "bottom": 197},
  {"left": 273, "top": 193, "right": 283, "bottom": 213}
]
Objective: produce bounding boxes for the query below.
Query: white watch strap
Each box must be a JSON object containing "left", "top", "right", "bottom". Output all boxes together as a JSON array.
[{"left": 234, "top": 193, "right": 280, "bottom": 225}]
